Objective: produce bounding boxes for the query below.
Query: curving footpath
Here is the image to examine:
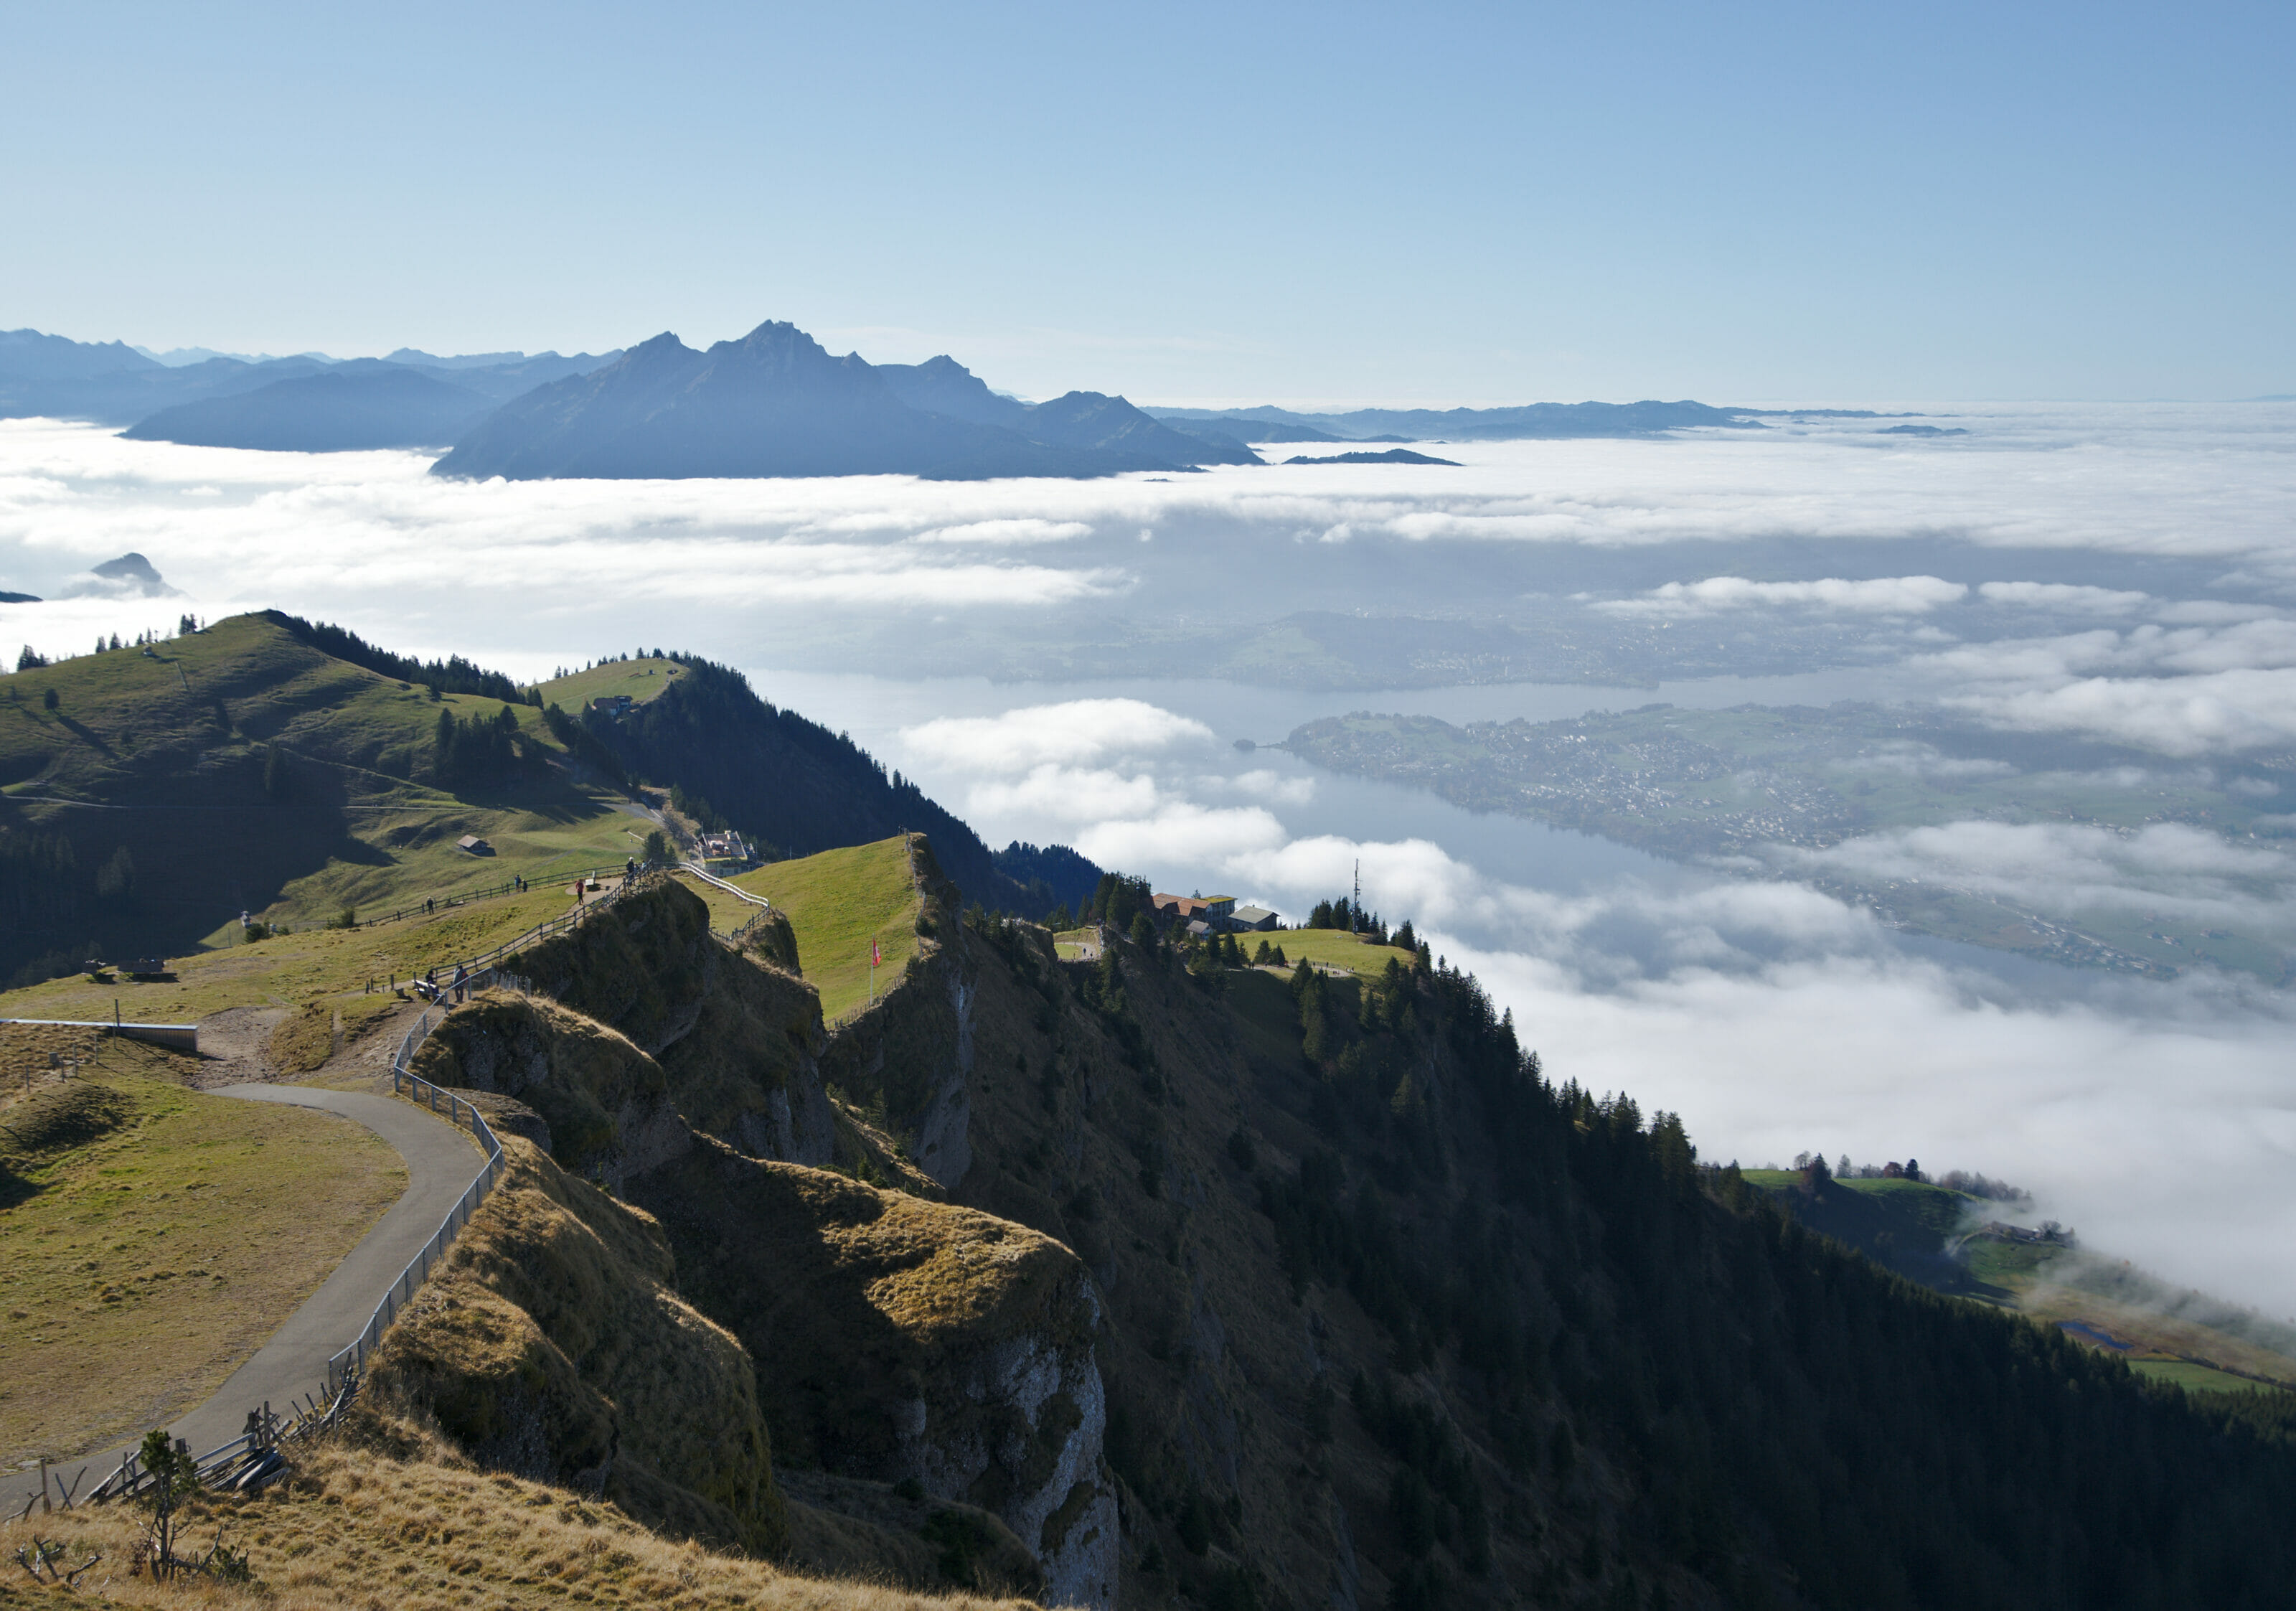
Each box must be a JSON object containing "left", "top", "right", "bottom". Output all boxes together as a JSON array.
[{"left": 7, "top": 1084, "right": 483, "bottom": 1513}]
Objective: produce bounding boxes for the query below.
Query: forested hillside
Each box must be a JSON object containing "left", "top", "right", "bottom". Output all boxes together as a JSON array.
[
  {"left": 576, "top": 654, "right": 1091, "bottom": 916},
  {"left": 674, "top": 848, "right": 2296, "bottom": 1611}
]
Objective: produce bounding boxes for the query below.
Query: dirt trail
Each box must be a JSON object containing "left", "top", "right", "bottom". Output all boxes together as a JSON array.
[
  {"left": 189, "top": 1005, "right": 289, "bottom": 1088},
  {"left": 308, "top": 996, "right": 433, "bottom": 1093},
  {"left": 194, "top": 996, "right": 435, "bottom": 1094}
]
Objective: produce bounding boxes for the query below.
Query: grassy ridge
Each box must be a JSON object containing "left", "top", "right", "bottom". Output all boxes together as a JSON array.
[
  {"left": 0, "top": 612, "right": 662, "bottom": 992},
  {"left": 0, "top": 1043, "right": 404, "bottom": 1463},
  {"left": 1262, "top": 926, "right": 1421, "bottom": 981},
  {"left": 534, "top": 657, "right": 688, "bottom": 712},
  {"left": 732, "top": 837, "right": 920, "bottom": 1021}
]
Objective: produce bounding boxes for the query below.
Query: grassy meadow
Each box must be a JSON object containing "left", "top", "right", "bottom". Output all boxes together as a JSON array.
[
  {"left": 535, "top": 656, "right": 688, "bottom": 713},
  {"left": 731, "top": 837, "right": 921, "bottom": 1021},
  {"left": 0, "top": 1037, "right": 404, "bottom": 1465},
  {"left": 0, "top": 613, "right": 660, "bottom": 983},
  {"left": 1254, "top": 926, "right": 1421, "bottom": 981}
]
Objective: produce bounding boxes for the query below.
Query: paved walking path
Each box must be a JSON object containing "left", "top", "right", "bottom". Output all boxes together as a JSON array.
[{"left": 7, "top": 1084, "right": 483, "bottom": 1513}]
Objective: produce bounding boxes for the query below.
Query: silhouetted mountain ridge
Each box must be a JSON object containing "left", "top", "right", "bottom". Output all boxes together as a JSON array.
[
  {"left": 121, "top": 365, "right": 495, "bottom": 451},
  {"left": 0, "top": 329, "right": 619, "bottom": 435},
  {"left": 432, "top": 321, "right": 1258, "bottom": 482}
]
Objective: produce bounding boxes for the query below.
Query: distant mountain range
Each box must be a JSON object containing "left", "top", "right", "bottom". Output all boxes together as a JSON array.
[
  {"left": 0, "top": 329, "right": 619, "bottom": 448},
  {"left": 1148, "top": 398, "right": 1764, "bottom": 441},
  {"left": 430, "top": 321, "right": 1259, "bottom": 481},
  {"left": 121, "top": 363, "right": 497, "bottom": 451},
  {"left": 3, "top": 319, "right": 1784, "bottom": 476},
  {"left": 1284, "top": 447, "right": 1461, "bottom": 465}
]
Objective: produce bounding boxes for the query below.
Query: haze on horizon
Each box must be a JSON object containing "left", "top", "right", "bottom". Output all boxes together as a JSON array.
[{"left": 2, "top": 0, "right": 2291, "bottom": 404}]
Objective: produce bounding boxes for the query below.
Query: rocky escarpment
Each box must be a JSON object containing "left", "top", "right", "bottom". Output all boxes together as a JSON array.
[
  {"left": 408, "top": 995, "right": 690, "bottom": 1193},
  {"left": 817, "top": 903, "right": 981, "bottom": 1190},
  {"left": 363, "top": 1137, "right": 790, "bottom": 1556},
  {"left": 509, "top": 875, "right": 839, "bottom": 1166},
  {"left": 632, "top": 1141, "right": 1116, "bottom": 1609},
  {"left": 411, "top": 875, "right": 1118, "bottom": 1605}
]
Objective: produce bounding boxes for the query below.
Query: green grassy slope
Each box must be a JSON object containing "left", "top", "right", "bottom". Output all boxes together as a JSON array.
[
  {"left": 0, "top": 884, "right": 580, "bottom": 1025},
  {"left": 535, "top": 657, "right": 688, "bottom": 712},
  {"left": 2132, "top": 1360, "right": 2286, "bottom": 1396},
  {"left": 1262, "top": 926, "right": 1421, "bottom": 981},
  {"left": 1741, "top": 1169, "right": 1992, "bottom": 1293},
  {"left": 0, "top": 613, "right": 647, "bottom": 986},
  {"left": 731, "top": 837, "right": 922, "bottom": 1021},
  {"left": 0, "top": 1040, "right": 405, "bottom": 1462}
]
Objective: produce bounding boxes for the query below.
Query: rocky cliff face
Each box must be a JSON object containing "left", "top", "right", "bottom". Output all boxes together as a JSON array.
[
  {"left": 408, "top": 995, "right": 690, "bottom": 1193},
  {"left": 637, "top": 1142, "right": 1117, "bottom": 1609},
  {"left": 511, "top": 876, "right": 840, "bottom": 1167},
  {"left": 363, "top": 1137, "right": 790, "bottom": 1556},
  {"left": 413, "top": 877, "right": 1119, "bottom": 1605}
]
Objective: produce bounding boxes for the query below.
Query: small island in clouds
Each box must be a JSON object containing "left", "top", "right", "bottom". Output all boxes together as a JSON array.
[{"left": 1284, "top": 447, "right": 1462, "bottom": 466}]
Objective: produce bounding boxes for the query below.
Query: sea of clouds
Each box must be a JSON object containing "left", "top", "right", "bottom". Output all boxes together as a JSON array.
[{"left": 4, "top": 403, "right": 2294, "bottom": 1315}]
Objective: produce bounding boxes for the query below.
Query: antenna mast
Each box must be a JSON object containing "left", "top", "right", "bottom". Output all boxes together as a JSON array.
[{"left": 1353, "top": 858, "right": 1360, "bottom": 921}]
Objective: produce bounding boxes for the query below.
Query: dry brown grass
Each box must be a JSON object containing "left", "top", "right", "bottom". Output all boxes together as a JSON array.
[
  {"left": 0, "top": 1435, "right": 1045, "bottom": 1611},
  {"left": 0, "top": 1040, "right": 404, "bottom": 1465},
  {"left": 365, "top": 1136, "right": 788, "bottom": 1558}
]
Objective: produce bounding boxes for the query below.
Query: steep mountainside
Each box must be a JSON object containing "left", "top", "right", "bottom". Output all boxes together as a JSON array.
[
  {"left": 878, "top": 355, "right": 1032, "bottom": 428},
  {"left": 399, "top": 845, "right": 2296, "bottom": 1610},
  {"left": 858, "top": 898, "right": 2296, "bottom": 1611},
  {"left": 430, "top": 324, "right": 1111, "bottom": 481},
  {"left": 570, "top": 652, "right": 1095, "bottom": 917},
  {"left": 405, "top": 871, "right": 1117, "bottom": 1603}
]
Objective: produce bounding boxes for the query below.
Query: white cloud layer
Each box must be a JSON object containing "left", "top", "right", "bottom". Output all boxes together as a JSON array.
[
  {"left": 1977, "top": 580, "right": 2151, "bottom": 613},
  {"left": 1598, "top": 575, "right": 1967, "bottom": 616},
  {"left": 1781, "top": 821, "right": 2296, "bottom": 940},
  {"left": 901, "top": 698, "right": 1213, "bottom": 774}
]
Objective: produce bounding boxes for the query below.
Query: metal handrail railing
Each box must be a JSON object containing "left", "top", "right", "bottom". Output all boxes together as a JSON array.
[
  {"left": 405, "top": 866, "right": 663, "bottom": 1004},
  {"left": 318, "top": 1014, "right": 505, "bottom": 1396},
  {"left": 71, "top": 868, "right": 675, "bottom": 1505},
  {"left": 677, "top": 860, "right": 770, "bottom": 907}
]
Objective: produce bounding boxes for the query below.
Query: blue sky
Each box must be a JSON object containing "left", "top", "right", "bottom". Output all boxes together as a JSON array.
[{"left": 3, "top": 1, "right": 2289, "bottom": 403}]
